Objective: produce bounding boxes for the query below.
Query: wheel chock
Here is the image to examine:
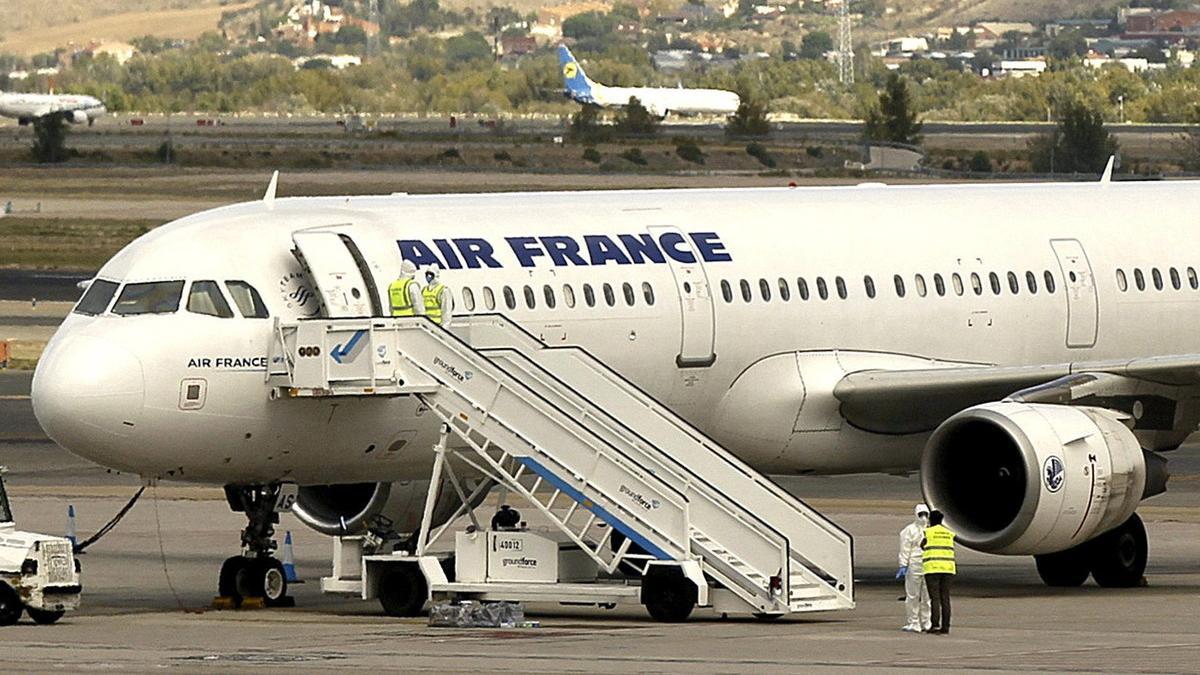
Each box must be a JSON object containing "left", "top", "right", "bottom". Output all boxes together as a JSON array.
[{"left": 211, "top": 596, "right": 240, "bottom": 610}]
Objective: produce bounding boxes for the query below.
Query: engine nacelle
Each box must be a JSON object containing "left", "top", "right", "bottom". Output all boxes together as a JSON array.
[
  {"left": 66, "top": 110, "right": 88, "bottom": 125},
  {"left": 293, "top": 479, "right": 486, "bottom": 537},
  {"left": 922, "top": 402, "right": 1167, "bottom": 555}
]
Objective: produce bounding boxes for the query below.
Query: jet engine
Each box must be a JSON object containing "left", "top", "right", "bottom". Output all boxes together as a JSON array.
[
  {"left": 66, "top": 110, "right": 88, "bottom": 125},
  {"left": 921, "top": 402, "right": 1168, "bottom": 555},
  {"left": 293, "top": 479, "right": 490, "bottom": 538}
]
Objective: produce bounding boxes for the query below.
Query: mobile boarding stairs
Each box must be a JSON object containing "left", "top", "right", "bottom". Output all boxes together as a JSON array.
[{"left": 267, "top": 315, "right": 854, "bottom": 620}]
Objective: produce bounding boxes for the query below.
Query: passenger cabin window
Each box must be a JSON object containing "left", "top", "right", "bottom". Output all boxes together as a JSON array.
[
  {"left": 1116, "top": 269, "right": 1128, "bottom": 292},
  {"left": 1025, "top": 271, "right": 1038, "bottom": 294},
  {"left": 816, "top": 277, "right": 828, "bottom": 300},
  {"left": 721, "top": 280, "right": 733, "bottom": 303},
  {"left": 503, "top": 286, "right": 517, "bottom": 310},
  {"left": 778, "top": 278, "right": 791, "bottom": 301},
  {"left": 523, "top": 285, "right": 536, "bottom": 309},
  {"left": 563, "top": 284, "right": 576, "bottom": 308},
  {"left": 462, "top": 287, "right": 476, "bottom": 311},
  {"left": 112, "top": 280, "right": 185, "bottom": 316},
  {"left": 864, "top": 275, "right": 876, "bottom": 299},
  {"left": 933, "top": 274, "right": 945, "bottom": 297},
  {"left": 543, "top": 285, "right": 556, "bottom": 309},
  {"left": 970, "top": 273, "right": 982, "bottom": 296},
  {"left": 914, "top": 274, "right": 927, "bottom": 298},
  {"left": 1134, "top": 269, "right": 1145, "bottom": 291},
  {"left": 602, "top": 283, "right": 616, "bottom": 307},
  {"left": 797, "top": 277, "right": 810, "bottom": 300},
  {"left": 1189, "top": 267, "right": 1199, "bottom": 290},
  {"left": 740, "top": 279, "right": 752, "bottom": 303},
  {"left": 988, "top": 272, "right": 1001, "bottom": 295},
  {"left": 622, "top": 282, "right": 635, "bottom": 306},
  {"left": 187, "top": 280, "right": 234, "bottom": 318},
  {"left": 894, "top": 274, "right": 906, "bottom": 298},
  {"left": 1043, "top": 271, "right": 1056, "bottom": 294},
  {"left": 224, "top": 281, "right": 268, "bottom": 318},
  {"left": 835, "top": 276, "right": 847, "bottom": 300},
  {"left": 1152, "top": 268, "right": 1163, "bottom": 291},
  {"left": 759, "top": 279, "right": 771, "bottom": 302},
  {"left": 74, "top": 279, "right": 119, "bottom": 316},
  {"left": 1007, "top": 271, "right": 1020, "bottom": 295},
  {"left": 642, "top": 282, "right": 655, "bottom": 305},
  {"left": 583, "top": 284, "right": 596, "bottom": 307},
  {"left": 952, "top": 273, "right": 964, "bottom": 296},
  {"left": 483, "top": 287, "right": 496, "bottom": 311},
  {"left": 1170, "top": 267, "right": 1181, "bottom": 290}
]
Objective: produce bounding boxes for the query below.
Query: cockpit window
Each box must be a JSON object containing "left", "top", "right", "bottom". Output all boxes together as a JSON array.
[
  {"left": 187, "top": 280, "right": 234, "bottom": 318},
  {"left": 73, "top": 279, "right": 119, "bottom": 316},
  {"left": 111, "top": 281, "right": 184, "bottom": 316},
  {"left": 225, "top": 280, "right": 269, "bottom": 318}
]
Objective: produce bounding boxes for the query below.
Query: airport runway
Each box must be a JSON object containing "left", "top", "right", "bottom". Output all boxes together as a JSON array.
[{"left": 2, "top": 370, "right": 1199, "bottom": 673}]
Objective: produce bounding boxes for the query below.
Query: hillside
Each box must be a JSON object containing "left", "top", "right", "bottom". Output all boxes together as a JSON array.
[
  {"left": 0, "top": 1, "right": 254, "bottom": 56},
  {"left": 867, "top": 0, "right": 1110, "bottom": 35}
]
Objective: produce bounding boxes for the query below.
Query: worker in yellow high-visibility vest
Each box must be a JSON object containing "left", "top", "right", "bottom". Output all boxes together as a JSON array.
[
  {"left": 388, "top": 260, "right": 424, "bottom": 318},
  {"left": 921, "top": 510, "right": 956, "bottom": 635},
  {"left": 422, "top": 265, "right": 454, "bottom": 327}
]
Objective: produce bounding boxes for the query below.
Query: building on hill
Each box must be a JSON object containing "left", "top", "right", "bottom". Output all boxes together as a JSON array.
[
  {"left": 83, "top": 41, "right": 138, "bottom": 65},
  {"left": 499, "top": 35, "right": 538, "bottom": 56},
  {"left": 1124, "top": 10, "right": 1200, "bottom": 40},
  {"left": 973, "top": 22, "right": 1036, "bottom": 48}
]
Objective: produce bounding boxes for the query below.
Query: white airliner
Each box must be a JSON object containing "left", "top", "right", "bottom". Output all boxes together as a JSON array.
[
  {"left": 0, "top": 91, "right": 106, "bottom": 126},
  {"left": 559, "top": 45, "right": 740, "bottom": 118},
  {"left": 30, "top": 177, "right": 1191, "bottom": 609}
]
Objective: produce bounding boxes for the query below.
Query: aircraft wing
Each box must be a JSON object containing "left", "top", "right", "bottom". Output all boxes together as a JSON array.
[{"left": 834, "top": 354, "right": 1200, "bottom": 435}]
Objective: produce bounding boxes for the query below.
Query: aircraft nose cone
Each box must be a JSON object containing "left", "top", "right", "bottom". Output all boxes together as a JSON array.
[{"left": 32, "top": 334, "right": 145, "bottom": 470}]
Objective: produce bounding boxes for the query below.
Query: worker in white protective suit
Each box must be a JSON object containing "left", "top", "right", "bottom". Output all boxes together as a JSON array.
[
  {"left": 897, "top": 503, "right": 931, "bottom": 632},
  {"left": 421, "top": 265, "right": 454, "bottom": 327}
]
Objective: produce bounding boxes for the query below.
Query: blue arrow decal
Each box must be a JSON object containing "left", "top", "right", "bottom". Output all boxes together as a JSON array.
[{"left": 330, "top": 330, "right": 367, "bottom": 364}]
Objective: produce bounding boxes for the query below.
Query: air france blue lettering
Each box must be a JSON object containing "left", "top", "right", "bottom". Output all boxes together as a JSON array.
[
  {"left": 618, "top": 234, "right": 666, "bottom": 264},
  {"left": 689, "top": 232, "right": 732, "bottom": 262},
  {"left": 397, "top": 240, "right": 442, "bottom": 268},
  {"left": 506, "top": 237, "right": 546, "bottom": 267},
  {"left": 433, "top": 239, "right": 463, "bottom": 269},
  {"left": 539, "top": 236, "right": 587, "bottom": 266},
  {"left": 584, "top": 235, "right": 631, "bottom": 265},
  {"left": 454, "top": 238, "right": 501, "bottom": 268},
  {"left": 658, "top": 232, "right": 697, "bottom": 264}
]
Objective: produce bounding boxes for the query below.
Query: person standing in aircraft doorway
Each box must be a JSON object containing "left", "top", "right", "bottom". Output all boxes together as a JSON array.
[
  {"left": 388, "top": 260, "right": 425, "bottom": 318},
  {"left": 897, "top": 503, "right": 931, "bottom": 633},
  {"left": 422, "top": 265, "right": 454, "bottom": 327}
]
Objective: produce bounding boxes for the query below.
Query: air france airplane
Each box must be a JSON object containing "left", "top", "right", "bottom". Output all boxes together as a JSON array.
[
  {"left": 0, "top": 91, "right": 106, "bottom": 126},
  {"left": 559, "top": 45, "right": 740, "bottom": 118},
  {"left": 31, "top": 177, "right": 1193, "bottom": 606}
]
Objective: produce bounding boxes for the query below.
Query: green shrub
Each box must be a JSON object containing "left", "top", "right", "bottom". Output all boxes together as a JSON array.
[
  {"left": 440, "top": 147, "right": 461, "bottom": 159},
  {"left": 493, "top": 150, "right": 512, "bottom": 161},
  {"left": 805, "top": 146, "right": 824, "bottom": 158},
  {"left": 582, "top": 147, "right": 602, "bottom": 163},
  {"left": 675, "top": 139, "right": 705, "bottom": 164},
  {"left": 620, "top": 147, "right": 647, "bottom": 165},
  {"left": 746, "top": 142, "right": 776, "bottom": 167},
  {"left": 969, "top": 150, "right": 991, "bottom": 172}
]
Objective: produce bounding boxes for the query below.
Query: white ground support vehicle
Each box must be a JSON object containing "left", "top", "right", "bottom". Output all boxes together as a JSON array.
[{"left": 0, "top": 468, "right": 81, "bottom": 625}]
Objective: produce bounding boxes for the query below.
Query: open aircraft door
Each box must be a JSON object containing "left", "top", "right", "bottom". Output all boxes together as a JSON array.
[
  {"left": 291, "top": 229, "right": 383, "bottom": 318},
  {"left": 648, "top": 225, "right": 716, "bottom": 368}
]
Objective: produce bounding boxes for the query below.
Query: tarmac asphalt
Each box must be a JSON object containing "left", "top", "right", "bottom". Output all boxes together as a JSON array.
[{"left": 1, "top": 370, "right": 1199, "bottom": 673}]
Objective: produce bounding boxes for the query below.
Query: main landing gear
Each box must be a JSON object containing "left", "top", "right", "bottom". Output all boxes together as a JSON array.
[
  {"left": 219, "top": 484, "right": 296, "bottom": 607},
  {"left": 1034, "top": 513, "right": 1148, "bottom": 588}
]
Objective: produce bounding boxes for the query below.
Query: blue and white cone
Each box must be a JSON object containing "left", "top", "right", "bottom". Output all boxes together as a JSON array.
[
  {"left": 66, "top": 504, "right": 77, "bottom": 548},
  {"left": 282, "top": 530, "right": 299, "bottom": 582}
]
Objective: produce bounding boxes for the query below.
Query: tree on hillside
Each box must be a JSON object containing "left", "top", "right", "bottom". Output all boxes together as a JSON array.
[
  {"left": 1028, "top": 101, "right": 1118, "bottom": 174},
  {"left": 445, "top": 32, "right": 492, "bottom": 63},
  {"left": 863, "top": 73, "right": 922, "bottom": 146},
  {"left": 799, "top": 31, "right": 833, "bottom": 60},
  {"left": 614, "top": 97, "right": 658, "bottom": 135},
  {"left": 1048, "top": 29, "right": 1087, "bottom": 60},
  {"left": 562, "top": 11, "right": 616, "bottom": 39}
]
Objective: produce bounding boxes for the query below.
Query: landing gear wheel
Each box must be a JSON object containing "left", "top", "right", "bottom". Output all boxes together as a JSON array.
[
  {"left": 1091, "top": 513, "right": 1148, "bottom": 588},
  {"left": 218, "top": 555, "right": 248, "bottom": 601},
  {"left": 236, "top": 557, "right": 289, "bottom": 606},
  {"left": 26, "top": 608, "right": 65, "bottom": 625},
  {"left": 643, "top": 576, "right": 697, "bottom": 623},
  {"left": 1035, "top": 546, "right": 1091, "bottom": 587},
  {"left": 0, "top": 583, "right": 22, "bottom": 626},
  {"left": 378, "top": 565, "right": 427, "bottom": 617}
]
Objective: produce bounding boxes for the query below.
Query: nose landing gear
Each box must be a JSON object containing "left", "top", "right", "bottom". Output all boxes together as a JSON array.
[{"left": 219, "top": 484, "right": 296, "bottom": 607}]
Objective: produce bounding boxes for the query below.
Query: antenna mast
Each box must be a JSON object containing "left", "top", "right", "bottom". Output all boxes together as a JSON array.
[{"left": 837, "top": 0, "right": 854, "bottom": 85}]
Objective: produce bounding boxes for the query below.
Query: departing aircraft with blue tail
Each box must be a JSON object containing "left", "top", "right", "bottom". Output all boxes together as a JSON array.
[{"left": 558, "top": 45, "right": 740, "bottom": 118}]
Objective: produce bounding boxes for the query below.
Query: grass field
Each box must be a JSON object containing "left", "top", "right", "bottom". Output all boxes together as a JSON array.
[{"left": 0, "top": 1, "right": 255, "bottom": 56}]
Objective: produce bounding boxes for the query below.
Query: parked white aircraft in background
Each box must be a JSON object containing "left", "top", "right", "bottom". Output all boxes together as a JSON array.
[
  {"left": 0, "top": 91, "right": 106, "bottom": 125},
  {"left": 30, "top": 175, "right": 1192, "bottom": 611},
  {"left": 559, "top": 45, "right": 740, "bottom": 117}
]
